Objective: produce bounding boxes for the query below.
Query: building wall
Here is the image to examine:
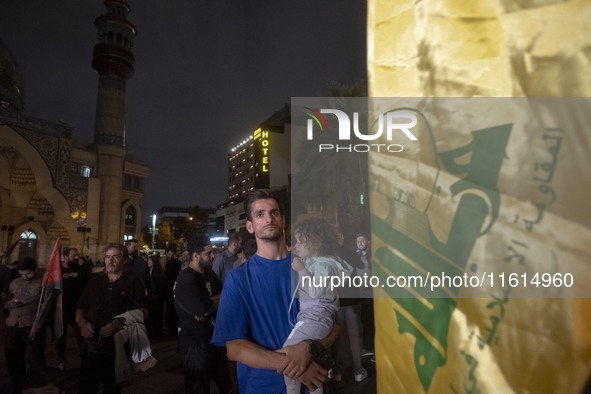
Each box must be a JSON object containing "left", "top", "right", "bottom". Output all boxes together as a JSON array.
[
  {"left": 219, "top": 203, "right": 245, "bottom": 234},
  {"left": 0, "top": 119, "right": 148, "bottom": 264},
  {"left": 0, "top": 123, "right": 81, "bottom": 264},
  {"left": 228, "top": 137, "right": 255, "bottom": 204},
  {"left": 269, "top": 125, "right": 290, "bottom": 189},
  {"left": 224, "top": 107, "right": 292, "bottom": 233}
]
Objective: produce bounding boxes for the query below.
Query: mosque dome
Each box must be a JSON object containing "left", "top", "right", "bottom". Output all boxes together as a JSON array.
[{"left": 0, "top": 39, "right": 24, "bottom": 111}]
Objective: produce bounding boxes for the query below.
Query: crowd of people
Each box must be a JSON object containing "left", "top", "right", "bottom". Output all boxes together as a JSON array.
[{"left": 0, "top": 189, "right": 375, "bottom": 394}]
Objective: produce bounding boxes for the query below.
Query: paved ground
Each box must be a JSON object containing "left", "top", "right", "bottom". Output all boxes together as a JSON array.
[{"left": 0, "top": 317, "right": 376, "bottom": 393}]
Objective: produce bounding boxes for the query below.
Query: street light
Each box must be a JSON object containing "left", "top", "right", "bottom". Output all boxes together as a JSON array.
[
  {"left": 169, "top": 222, "right": 175, "bottom": 245},
  {"left": 151, "top": 214, "right": 156, "bottom": 250}
]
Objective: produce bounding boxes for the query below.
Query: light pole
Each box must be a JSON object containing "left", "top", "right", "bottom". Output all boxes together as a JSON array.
[{"left": 151, "top": 214, "right": 156, "bottom": 251}]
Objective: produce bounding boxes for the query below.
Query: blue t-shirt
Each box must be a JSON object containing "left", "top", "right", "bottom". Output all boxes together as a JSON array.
[{"left": 212, "top": 253, "right": 299, "bottom": 393}]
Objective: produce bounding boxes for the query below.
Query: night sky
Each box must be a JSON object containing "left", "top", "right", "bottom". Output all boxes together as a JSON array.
[{"left": 0, "top": 1, "right": 367, "bottom": 221}]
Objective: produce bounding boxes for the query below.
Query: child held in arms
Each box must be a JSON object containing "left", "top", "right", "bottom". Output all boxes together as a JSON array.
[{"left": 283, "top": 219, "right": 353, "bottom": 394}]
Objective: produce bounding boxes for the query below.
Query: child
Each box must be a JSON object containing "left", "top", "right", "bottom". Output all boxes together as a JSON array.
[{"left": 283, "top": 219, "right": 353, "bottom": 394}]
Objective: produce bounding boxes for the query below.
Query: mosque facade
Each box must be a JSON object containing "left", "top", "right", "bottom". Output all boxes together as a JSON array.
[{"left": 0, "top": 0, "right": 148, "bottom": 265}]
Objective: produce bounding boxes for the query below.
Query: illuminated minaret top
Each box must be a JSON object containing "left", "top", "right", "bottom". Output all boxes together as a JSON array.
[{"left": 92, "top": 0, "right": 136, "bottom": 146}]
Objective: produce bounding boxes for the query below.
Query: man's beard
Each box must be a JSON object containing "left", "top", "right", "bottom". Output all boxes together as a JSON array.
[
  {"left": 258, "top": 234, "right": 282, "bottom": 242},
  {"left": 106, "top": 265, "right": 122, "bottom": 274},
  {"left": 129, "top": 250, "right": 139, "bottom": 259}
]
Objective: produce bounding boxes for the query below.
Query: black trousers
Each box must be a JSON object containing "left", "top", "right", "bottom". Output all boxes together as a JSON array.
[
  {"left": 78, "top": 341, "right": 122, "bottom": 394},
  {"left": 360, "top": 298, "right": 375, "bottom": 350},
  {"left": 180, "top": 340, "right": 233, "bottom": 394},
  {"left": 148, "top": 294, "right": 165, "bottom": 338},
  {"left": 164, "top": 290, "right": 178, "bottom": 334},
  {"left": 54, "top": 310, "right": 82, "bottom": 364},
  {"left": 4, "top": 325, "right": 46, "bottom": 393}
]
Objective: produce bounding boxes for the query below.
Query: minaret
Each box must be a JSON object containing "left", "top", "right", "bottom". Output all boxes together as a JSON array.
[
  {"left": 92, "top": 0, "right": 136, "bottom": 146},
  {"left": 92, "top": 0, "right": 136, "bottom": 247}
]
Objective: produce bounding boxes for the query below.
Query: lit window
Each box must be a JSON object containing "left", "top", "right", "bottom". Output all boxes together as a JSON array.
[
  {"left": 20, "top": 230, "right": 37, "bottom": 240},
  {"left": 81, "top": 166, "right": 92, "bottom": 178}
]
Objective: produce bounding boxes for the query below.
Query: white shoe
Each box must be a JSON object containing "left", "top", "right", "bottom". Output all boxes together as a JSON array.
[
  {"left": 354, "top": 368, "right": 368, "bottom": 382},
  {"left": 361, "top": 348, "right": 374, "bottom": 357}
]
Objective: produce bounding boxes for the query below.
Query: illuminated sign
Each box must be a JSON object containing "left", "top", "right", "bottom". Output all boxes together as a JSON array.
[{"left": 253, "top": 128, "right": 270, "bottom": 173}]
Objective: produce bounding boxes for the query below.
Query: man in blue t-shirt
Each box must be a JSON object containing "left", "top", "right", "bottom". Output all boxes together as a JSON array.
[{"left": 212, "top": 189, "right": 328, "bottom": 393}]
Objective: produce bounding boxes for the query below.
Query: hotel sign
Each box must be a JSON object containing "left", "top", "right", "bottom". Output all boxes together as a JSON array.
[{"left": 254, "top": 128, "right": 270, "bottom": 173}]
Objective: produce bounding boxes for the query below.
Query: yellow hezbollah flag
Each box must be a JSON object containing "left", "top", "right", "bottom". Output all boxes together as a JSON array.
[{"left": 367, "top": 0, "right": 591, "bottom": 393}]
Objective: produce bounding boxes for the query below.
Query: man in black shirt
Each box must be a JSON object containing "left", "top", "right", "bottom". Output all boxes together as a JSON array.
[
  {"left": 75, "top": 243, "right": 148, "bottom": 394},
  {"left": 163, "top": 246, "right": 181, "bottom": 335},
  {"left": 55, "top": 247, "right": 88, "bottom": 371},
  {"left": 174, "top": 235, "right": 231, "bottom": 394},
  {"left": 124, "top": 239, "right": 152, "bottom": 297}
]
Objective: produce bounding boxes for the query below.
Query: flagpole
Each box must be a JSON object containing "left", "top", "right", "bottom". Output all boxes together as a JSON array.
[
  {"left": 0, "top": 238, "right": 20, "bottom": 263},
  {"left": 36, "top": 284, "right": 46, "bottom": 318}
]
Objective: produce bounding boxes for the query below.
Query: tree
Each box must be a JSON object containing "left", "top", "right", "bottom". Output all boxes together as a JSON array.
[
  {"left": 140, "top": 223, "right": 170, "bottom": 250},
  {"left": 171, "top": 206, "right": 208, "bottom": 244},
  {"left": 292, "top": 81, "right": 370, "bottom": 244}
]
